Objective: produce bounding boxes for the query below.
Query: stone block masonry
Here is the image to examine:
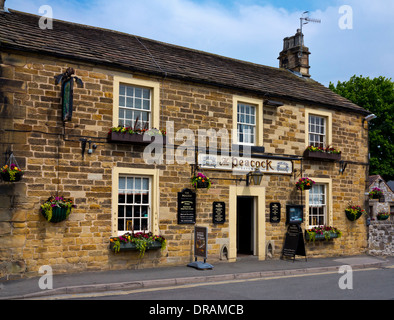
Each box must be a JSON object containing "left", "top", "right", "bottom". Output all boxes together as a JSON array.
[
  {"left": 0, "top": 50, "right": 370, "bottom": 279},
  {"left": 368, "top": 221, "right": 394, "bottom": 256}
]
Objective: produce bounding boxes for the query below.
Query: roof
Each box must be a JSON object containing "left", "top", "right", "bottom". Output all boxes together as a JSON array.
[{"left": 0, "top": 10, "right": 370, "bottom": 115}]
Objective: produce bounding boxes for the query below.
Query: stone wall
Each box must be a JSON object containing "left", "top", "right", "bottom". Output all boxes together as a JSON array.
[
  {"left": 368, "top": 221, "right": 394, "bottom": 256},
  {"left": 0, "top": 50, "right": 370, "bottom": 279}
]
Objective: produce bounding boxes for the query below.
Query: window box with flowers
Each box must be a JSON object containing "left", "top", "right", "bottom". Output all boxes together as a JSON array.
[
  {"left": 345, "top": 204, "right": 365, "bottom": 221},
  {"left": 191, "top": 172, "right": 211, "bottom": 189},
  {"left": 377, "top": 212, "right": 390, "bottom": 221},
  {"left": 305, "top": 226, "right": 342, "bottom": 242},
  {"left": 303, "top": 146, "right": 341, "bottom": 161},
  {"left": 296, "top": 177, "right": 315, "bottom": 191},
  {"left": 108, "top": 126, "right": 166, "bottom": 145},
  {"left": 40, "top": 196, "right": 75, "bottom": 223},
  {"left": 369, "top": 187, "right": 383, "bottom": 199},
  {"left": 110, "top": 232, "right": 166, "bottom": 257}
]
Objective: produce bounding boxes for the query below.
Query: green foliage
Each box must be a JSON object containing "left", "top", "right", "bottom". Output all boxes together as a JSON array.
[{"left": 329, "top": 75, "right": 394, "bottom": 180}]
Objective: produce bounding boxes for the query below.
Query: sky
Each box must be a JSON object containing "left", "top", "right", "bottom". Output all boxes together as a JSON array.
[{"left": 5, "top": 0, "right": 394, "bottom": 86}]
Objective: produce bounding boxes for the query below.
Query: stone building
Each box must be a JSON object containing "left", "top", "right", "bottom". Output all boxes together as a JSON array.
[
  {"left": 368, "top": 175, "right": 394, "bottom": 221},
  {"left": 0, "top": 9, "right": 373, "bottom": 278}
]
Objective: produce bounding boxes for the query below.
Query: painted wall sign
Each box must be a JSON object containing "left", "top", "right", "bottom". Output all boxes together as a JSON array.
[
  {"left": 177, "top": 188, "right": 196, "bottom": 224},
  {"left": 61, "top": 77, "right": 74, "bottom": 122},
  {"left": 198, "top": 153, "right": 293, "bottom": 175},
  {"left": 212, "top": 201, "right": 226, "bottom": 224}
]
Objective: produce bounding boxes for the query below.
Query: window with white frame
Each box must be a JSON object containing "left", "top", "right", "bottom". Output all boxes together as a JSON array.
[
  {"left": 118, "top": 84, "right": 151, "bottom": 129},
  {"left": 309, "top": 184, "right": 327, "bottom": 227},
  {"left": 308, "top": 114, "right": 326, "bottom": 148},
  {"left": 118, "top": 175, "right": 151, "bottom": 234},
  {"left": 237, "top": 103, "right": 256, "bottom": 145}
]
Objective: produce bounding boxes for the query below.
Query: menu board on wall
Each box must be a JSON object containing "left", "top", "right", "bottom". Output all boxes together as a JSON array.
[
  {"left": 177, "top": 188, "right": 196, "bottom": 224},
  {"left": 212, "top": 202, "right": 226, "bottom": 224}
]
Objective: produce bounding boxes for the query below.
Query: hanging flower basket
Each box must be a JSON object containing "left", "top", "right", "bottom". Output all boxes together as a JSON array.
[
  {"left": 1, "top": 153, "right": 24, "bottom": 182},
  {"left": 110, "top": 232, "right": 166, "bottom": 257},
  {"left": 295, "top": 177, "right": 315, "bottom": 191},
  {"left": 369, "top": 188, "right": 383, "bottom": 199},
  {"left": 191, "top": 172, "right": 211, "bottom": 190},
  {"left": 0, "top": 170, "right": 23, "bottom": 182},
  {"left": 345, "top": 205, "right": 365, "bottom": 221},
  {"left": 377, "top": 212, "right": 390, "bottom": 221},
  {"left": 40, "top": 196, "right": 75, "bottom": 223},
  {"left": 305, "top": 226, "right": 342, "bottom": 242}
]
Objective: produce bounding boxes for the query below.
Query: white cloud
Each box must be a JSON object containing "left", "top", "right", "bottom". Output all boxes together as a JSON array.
[{"left": 6, "top": 0, "right": 394, "bottom": 86}]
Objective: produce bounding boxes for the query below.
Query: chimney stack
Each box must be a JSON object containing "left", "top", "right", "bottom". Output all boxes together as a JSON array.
[
  {"left": 278, "top": 29, "right": 311, "bottom": 77},
  {"left": 0, "top": 0, "right": 6, "bottom": 12}
]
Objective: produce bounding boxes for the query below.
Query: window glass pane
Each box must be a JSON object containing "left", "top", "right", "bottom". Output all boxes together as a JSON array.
[
  {"left": 126, "top": 206, "right": 132, "bottom": 217},
  {"left": 126, "top": 97, "right": 133, "bottom": 108},
  {"left": 118, "top": 205, "right": 124, "bottom": 217},
  {"left": 135, "top": 98, "right": 142, "bottom": 109},
  {"left": 141, "top": 219, "right": 148, "bottom": 230},
  {"left": 135, "top": 178, "right": 141, "bottom": 190},
  {"left": 143, "top": 100, "right": 150, "bottom": 110},
  {"left": 119, "top": 85, "right": 126, "bottom": 95},
  {"left": 119, "top": 177, "right": 126, "bottom": 190},
  {"left": 126, "top": 86, "right": 134, "bottom": 96},
  {"left": 127, "top": 177, "right": 133, "bottom": 190},
  {"left": 142, "top": 89, "right": 150, "bottom": 99},
  {"left": 135, "top": 88, "right": 142, "bottom": 98},
  {"left": 142, "top": 178, "right": 149, "bottom": 190},
  {"left": 119, "top": 96, "right": 125, "bottom": 107},
  {"left": 118, "top": 219, "right": 124, "bottom": 231}
]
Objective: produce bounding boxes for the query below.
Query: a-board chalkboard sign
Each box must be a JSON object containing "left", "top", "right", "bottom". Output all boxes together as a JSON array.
[
  {"left": 281, "top": 224, "right": 306, "bottom": 262},
  {"left": 177, "top": 188, "right": 196, "bottom": 224},
  {"left": 194, "top": 226, "right": 208, "bottom": 259},
  {"left": 212, "top": 202, "right": 225, "bottom": 224},
  {"left": 270, "top": 202, "right": 281, "bottom": 223}
]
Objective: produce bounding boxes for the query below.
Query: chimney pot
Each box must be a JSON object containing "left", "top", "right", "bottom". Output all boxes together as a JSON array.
[
  {"left": 0, "top": 0, "right": 6, "bottom": 12},
  {"left": 278, "top": 29, "right": 311, "bottom": 78}
]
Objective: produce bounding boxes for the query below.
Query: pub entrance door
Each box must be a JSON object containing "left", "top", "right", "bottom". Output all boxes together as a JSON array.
[{"left": 236, "top": 196, "right": 255, "bottom": 256}]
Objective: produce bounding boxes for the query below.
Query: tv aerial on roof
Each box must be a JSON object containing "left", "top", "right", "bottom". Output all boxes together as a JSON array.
[{"left": 298, "top": 11, "right": 321, "bottom": 58}]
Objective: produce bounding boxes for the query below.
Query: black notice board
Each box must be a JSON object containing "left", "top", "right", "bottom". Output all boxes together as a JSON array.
[
  {"left": 286, "top": 205, "right": 304, "bottom": 225},
  {"left": 281, "top": 224, "right": 306, "bottom": 262},
  {"left": 177, "top": 188, "right": 196, "bottom": 224},
  {"left": 212, "top": 202, "right": 225, "bottom": 224},
  {"left": 270, "top": 202, "right": 281, "bottom": 223}
]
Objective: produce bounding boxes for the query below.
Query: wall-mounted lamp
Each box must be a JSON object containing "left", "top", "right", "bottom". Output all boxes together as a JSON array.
[
  {"left": 246, "top": 168, "right": 264, "bottom": 186},
  {"left": 364, "top": 114, "right": 377, "bottom": 122},
  {"left": 265, "top": 100, "right": 284, "bottom": 107}
]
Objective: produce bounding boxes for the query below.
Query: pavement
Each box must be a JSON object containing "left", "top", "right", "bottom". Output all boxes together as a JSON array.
[{"left": 0, "top": 254, "right": 393, "bottom": 300}]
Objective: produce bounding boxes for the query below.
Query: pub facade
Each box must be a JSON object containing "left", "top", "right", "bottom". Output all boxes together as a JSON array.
[{"left": 0, "top": 9, "right": 372, "bottom": 278}]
